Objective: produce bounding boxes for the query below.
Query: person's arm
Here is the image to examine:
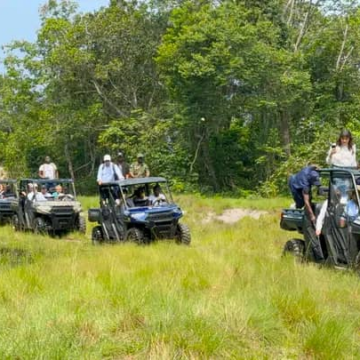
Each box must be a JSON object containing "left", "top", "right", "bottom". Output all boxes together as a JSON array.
[
  {"left": 145, "top": 165, "right": 150, "bottom": 177},
  {"left": 129, "top": 163, "right": 135, "bottom": 178},
  {"left": 315, "top": 200, "right": 328, "bottom": 236},
  {"left": 114, "top": 164, "right": 124, "bottom": 180},
  {"left": 303, "top": 191, "right": 316, "bottom": 223},
  {"left": 51, "top": 163, "right": 59, "bottom": 179},
  {"left": 39, "top": 165, "right": 44, "bottom": 178},
  {"left": 97, "top": 165, "right": 102, "bottom": 185},
  {"left": 326, "top": 146, "right": 336, "bottom": 165},
  {"left": 351, "top": 144, "right": 357, "bottom": 167}
]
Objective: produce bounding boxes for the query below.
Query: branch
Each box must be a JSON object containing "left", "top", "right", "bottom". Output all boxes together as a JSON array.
[
  {"left": 92, "top": 80, "right": 126, "bottom": 117},
  {"left": 336, "top": 23, "right": 348, "bottom": 71},
  {"left": 189, "top": 133, "right": 205, "bottom": 175}
]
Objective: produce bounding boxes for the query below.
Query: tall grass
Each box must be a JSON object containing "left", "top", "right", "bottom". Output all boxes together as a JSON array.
[{"left": 0, "top": 196, "right": 359, "bottom": 358}]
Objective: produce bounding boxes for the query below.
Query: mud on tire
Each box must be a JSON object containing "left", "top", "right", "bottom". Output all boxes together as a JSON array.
[
  {"left": 126, "top": 228, "right": 145, "bottom": 244},
  {"left": 91, "top": 226, "right": 104, "bottom": 245},
  {"left": 175, "top": 223, "right": 191, "bottom": 245},
  {"left": 283, "top": 238, "right": 305, "bottom": 260},
  {"left": 77, "top": 215, "right": 86, "bottom": 234}
]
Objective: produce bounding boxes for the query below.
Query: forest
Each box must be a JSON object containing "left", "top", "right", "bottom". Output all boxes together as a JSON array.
[{"left": 1, "top": 0, "right": 360, "bottom": 195}]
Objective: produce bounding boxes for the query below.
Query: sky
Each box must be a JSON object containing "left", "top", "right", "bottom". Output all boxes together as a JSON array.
[{"left": 0, "top": 0, "right": 109, "bottom": 68}]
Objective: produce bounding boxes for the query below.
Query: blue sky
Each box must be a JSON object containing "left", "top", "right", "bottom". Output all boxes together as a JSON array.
[{"left": 0, "top": 0, "right": 109, "bottom": 67}]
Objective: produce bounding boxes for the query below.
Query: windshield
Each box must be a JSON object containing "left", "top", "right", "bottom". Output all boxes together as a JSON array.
[{"left": 120, "top": 182, "right": 172, "bottom": 208}]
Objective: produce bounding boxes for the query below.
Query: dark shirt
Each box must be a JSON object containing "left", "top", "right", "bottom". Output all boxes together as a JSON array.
[
  {"left": 290, "top": 166, "right": 320, "bottom": 194},
  {"left": 118, "top": 161, "right": 130, "bottom": 178}
]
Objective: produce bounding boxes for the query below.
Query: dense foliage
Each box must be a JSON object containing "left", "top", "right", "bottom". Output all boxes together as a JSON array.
[{"left": 1, "top": 0, "right": 360, "bottom": 194}]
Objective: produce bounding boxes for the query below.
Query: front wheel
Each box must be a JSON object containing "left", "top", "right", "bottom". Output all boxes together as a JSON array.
[
  {"left": 283, "top": 239, "right": 305, "bottom": 260},
  {"left": 175, "top": 223, "right": 191, "bottom": 245},
  {"left": 126, "top": 228, "right": 145, "bottom": 244},
  {"left": 91, "top": 226, "right": 104, "bottom": 245},
  {"left": 77, "top": 215, "right": 86, "bottom": 234},
  {"left": 33, "top": 217, "right": 48, "bottom": 235},
  {"left": 12, "top": 214, "right": 21, "bottom": 232}
]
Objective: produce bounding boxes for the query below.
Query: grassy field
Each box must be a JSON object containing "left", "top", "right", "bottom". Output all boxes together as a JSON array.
[{"left": 0, "top": 194, "right": 360, "bottom": 359}]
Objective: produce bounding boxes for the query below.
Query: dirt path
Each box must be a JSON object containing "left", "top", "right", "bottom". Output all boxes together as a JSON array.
[{"left": 203, "top": 208, "right": 268, "bottom": 224}]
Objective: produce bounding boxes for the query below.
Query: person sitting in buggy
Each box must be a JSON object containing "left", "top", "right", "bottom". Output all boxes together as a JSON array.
[
  {"left": 149, "top": 184, "right": 167, "bottom": 206},
  {"left": 133, "top": 187, "right": 149, "bottom": 207}
]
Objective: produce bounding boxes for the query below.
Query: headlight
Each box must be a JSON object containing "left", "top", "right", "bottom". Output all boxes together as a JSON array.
[
  {"left": 35, "top": 204, "right": 52, "bottom": 213},
  {"left": 130, "top": 212, "right": 147, "bottom": 221}
]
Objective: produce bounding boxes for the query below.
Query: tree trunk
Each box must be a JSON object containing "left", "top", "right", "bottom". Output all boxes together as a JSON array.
[
  {"left": 64, "top": 142, "right": 75, "bottom": 180},
  {"left": 280, "top": 110, "right": 291, "bottom": 157}
]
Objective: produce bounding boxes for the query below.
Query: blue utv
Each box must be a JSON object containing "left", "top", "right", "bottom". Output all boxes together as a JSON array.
[{"left": 88, "top": 177, "right": 191, "bottom": 245}]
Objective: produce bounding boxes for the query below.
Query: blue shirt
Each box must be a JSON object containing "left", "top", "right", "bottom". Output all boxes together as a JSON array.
[{"left": 290, "top": 166, "right": 320, "bottom": 194}]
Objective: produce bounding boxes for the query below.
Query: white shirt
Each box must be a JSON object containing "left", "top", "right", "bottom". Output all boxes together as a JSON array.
[
  {"left": 97, "top": 162, "right": 124, "bottom": 183},
  {"left": 326, "top": 145, "right": 357, "bottom": 167},
  {"left": 27, "top": 192, "right": 47, "bottom": 201},
  {"left": 39, "top": 163, "right": 57, "bottom": 179},
  {"left": 316, "top": 200, "right": 328, "bottom": 233},
  {"left": 149, "top": 193, "right": 166, "bottom": 204}
]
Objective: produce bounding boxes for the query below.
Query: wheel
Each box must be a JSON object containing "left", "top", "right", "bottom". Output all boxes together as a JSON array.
[
  {"left": 77, "top": 215, "right": 86, "bottom": 234},
  {"left": 12, "top": 214, "right": 21, "bottom": 232},
  {"left": 91, "top": 226, "right": 104, "bottom": 245},
  {"left": 33, "top": 217, "right": 48, "bottom": 235},
  {"left": 175, "top": 223, "right": 191, "bottom": 245},
  {"left": 283, "top": 239, "right": 305, "bottom": 260},
  {"left": 126, "top": 228, "right": 145, "bottom": 244},
  {"left": 353, "top": 251, "right": 360, "bottom": 275}
]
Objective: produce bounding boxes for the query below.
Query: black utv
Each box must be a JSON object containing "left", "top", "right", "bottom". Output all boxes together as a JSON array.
[
  {"left": 0, "top": 179, "right": 18, "bottom": 224},
  {"left": 281, "top": 168, "right": 360, "bottom": 271},
  {"left": 12, "top": 179, "right": 86, "bottom": 236},
  {"left": 88, "top": 177, "right": 191, "bottom": 245}
]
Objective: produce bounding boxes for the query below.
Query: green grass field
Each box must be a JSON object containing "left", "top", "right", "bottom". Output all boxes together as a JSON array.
[{"left": 0, "top": 194, "right": 360, "bottom": 359}]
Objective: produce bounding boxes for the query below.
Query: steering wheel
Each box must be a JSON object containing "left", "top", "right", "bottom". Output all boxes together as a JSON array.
[
  {"left": 60, "top": 194, "right": 74, "bottom": 201},
  {"left": 153, "top": 199, "right": 165, "bottom": 207}
]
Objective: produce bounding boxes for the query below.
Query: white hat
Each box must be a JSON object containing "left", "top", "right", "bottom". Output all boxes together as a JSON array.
[{"left": 103, "top": 154, "right": 111, "bottom": 161}]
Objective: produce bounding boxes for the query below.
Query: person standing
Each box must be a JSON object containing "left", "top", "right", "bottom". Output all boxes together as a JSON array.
[
  {"left": 289, "top": 165, "right": 324, "bottom": 262},
  {"left": 97, "top": 154, "right": 124, "bottom": 184},
  {"left": 129, "top": 153, "right": 150, "bottom": 178},
  {"left": 39, "top": 156, "right": 58, "bottom": 179},
  {"left": 326, "top": 129, "right": 356, "bottom": 168},
  {"left": 116, "top": 152, "right": 130, "bottom": 179}
]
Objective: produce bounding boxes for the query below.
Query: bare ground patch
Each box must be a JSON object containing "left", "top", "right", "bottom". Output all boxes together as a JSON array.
[{"left": 203, "top": 208, "right": 268, "bottom": 224}]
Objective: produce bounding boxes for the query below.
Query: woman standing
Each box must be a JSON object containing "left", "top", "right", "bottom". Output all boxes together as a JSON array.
[{"left": 326, "top": 129, "right": 357, "bottom": 168}]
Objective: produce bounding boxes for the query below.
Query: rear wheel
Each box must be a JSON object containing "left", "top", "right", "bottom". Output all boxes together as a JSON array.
[
  {"left": 33, "top": 217, "right": 48, "bottom": 235},
  {"left": 126, "top": 228, "right": 145, "bottom": 244},
  {"left": 91, "top": 226, "right": 104, "bottom": 245},
  {"left": 283, "top": 239, "right": 305, "bottom": 260},
  {"left": 77, "top": 216, "right": 86, "bottom": 234},
  {"left": 175, "top": 223, "right": 191, "bottom": 245}
]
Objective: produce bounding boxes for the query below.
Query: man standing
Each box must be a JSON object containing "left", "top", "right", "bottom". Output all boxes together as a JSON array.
[
  {"left": 289, "top": 165, "right": 324, "bottom": 262},
  {"left": 129, "top": 153, "right": 150, "bottom": 178},
  {"left": 39, "top": 156, "right": 58, "bottom": 179},
  {"left": 97, "top": 154, "right": 124, "bottom": 185},
  {"left": 116, "top": 152, "right": 130, "bottom": 179}
]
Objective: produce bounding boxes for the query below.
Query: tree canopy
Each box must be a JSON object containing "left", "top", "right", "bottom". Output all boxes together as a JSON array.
[{"left": 1, "top": 0, "right": 360, "bottom": 194}]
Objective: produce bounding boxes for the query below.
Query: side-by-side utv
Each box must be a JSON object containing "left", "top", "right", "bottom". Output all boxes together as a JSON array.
[
  {"left": 12, "top": 178, "right": 86, "bottom": 236},
  {"left": 88, "top": 177, "right": 191, "bottom": 245},
  {"left": 0, "top": 179, "right": 18, "bottom": 224},
  {"left": 281, "top": 168, "right": 360, "bottom": 271}
]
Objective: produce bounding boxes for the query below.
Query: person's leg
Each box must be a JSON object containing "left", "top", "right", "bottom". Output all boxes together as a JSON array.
[{"left": 303, "top": 207, "right": 325, "bottom": 262}]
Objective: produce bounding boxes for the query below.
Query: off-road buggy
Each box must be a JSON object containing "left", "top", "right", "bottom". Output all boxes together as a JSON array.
[
  {"left": 281, "top": 168, "right": 360, "bottom": 270},
  {"left": 0, "top": 179, "right": 18, "bottom": 224},
  {"left": 11, "top": 178, "right": 86, "bottom": 236},
  {"left": 88, "top": 177, "right": 191, "bottom": 245}
]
